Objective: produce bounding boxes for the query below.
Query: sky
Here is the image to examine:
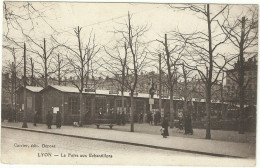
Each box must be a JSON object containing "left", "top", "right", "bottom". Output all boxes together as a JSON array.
[{"left": 1, "top": 1, "right": 258, "bottom": 79}]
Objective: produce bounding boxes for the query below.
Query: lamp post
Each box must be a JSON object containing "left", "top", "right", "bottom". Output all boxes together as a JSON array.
[{"left": 22, "top": 43, "right": 28, "bottom": 128}]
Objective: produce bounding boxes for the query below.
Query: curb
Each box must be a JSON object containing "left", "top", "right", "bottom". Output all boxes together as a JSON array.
[{"left": 2, "top": 125, "right": 245, "bottom": 158}]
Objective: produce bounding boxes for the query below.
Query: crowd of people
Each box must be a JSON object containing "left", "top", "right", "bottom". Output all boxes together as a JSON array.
[
  {"left": 25, "top": 107, "right": 194, "bottom": 138},
  {"left": 97, "top": 108, "right": 127, "bottom": 125},
  {"left": 33, "top": 110, "right": 62, "bottom": 129},
  {"left": 145, "top": 111, "right": 161, "bottom": 126}
]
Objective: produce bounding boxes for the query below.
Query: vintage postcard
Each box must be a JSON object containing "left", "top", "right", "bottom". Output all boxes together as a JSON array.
[{"left": 1, "top": 0, "right": 258, "bottom": 167}]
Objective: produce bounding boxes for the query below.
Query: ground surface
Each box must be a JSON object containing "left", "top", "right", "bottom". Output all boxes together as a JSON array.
[
  {"left": 86, "top": 122, "right": 256, "bottom": 143},
  {"left": 1, "top": 128, "right": 255, "bottom": 166}
]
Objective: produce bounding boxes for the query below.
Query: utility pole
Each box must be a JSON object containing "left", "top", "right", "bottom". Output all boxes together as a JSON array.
[
  {"left": 13, "top": 48, "right": 17, "bottom": 117},
  {"left": 11, "top": 62, "right": 14, "bottom": 120},
  {"left": 43, "top": 38, "right": 48, "bottom": 88},
  {"left": 57, "top": 54, "right": 61, "bottom": 85},
  {"left": 22, "top": 43, "right": 28, "bottom": 128},
  {"left": 159, "top": 54, "right": 162, "bottom": 122},
  {"left": 238, "top": 16, "right": 246, "bottom": 134},
  {"left": 30, "top": 58, "right": 34, "bottom": 86}
]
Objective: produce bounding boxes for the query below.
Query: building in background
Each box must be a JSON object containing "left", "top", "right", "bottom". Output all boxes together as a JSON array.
[{"left": 225, "top": 55, "right": 257, "bottom": 106}]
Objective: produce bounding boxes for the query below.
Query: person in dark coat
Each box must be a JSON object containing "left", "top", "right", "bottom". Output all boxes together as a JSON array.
[
  {"left": 46, "top": 111, "right": 53, "bottom": 129},
  {"left": 161, "top": 117, "right": 169, "bottom": 138},
  {"left": 118, "top": 112, "right": 122, "bottom": 125},
  {"left": 139, "top": 112, "right": 143, "bottom": 123},
  {"left": 147, "top": 112, "right": 152, "bottom": 125},
  {"left": 33, "top": 111, "right": 38, "bottom": 126},
  {"left": 184, "top": 112, "right": 193, "bottom": 135},
  {"left": 56, "top": 111, "right": 62, "bottom": 128},
  {"left": 155, "top": 112, "right": 161, "bottom": 126},
  {"left": 121, "top": 112, "right": 126, "bottom": 125}
]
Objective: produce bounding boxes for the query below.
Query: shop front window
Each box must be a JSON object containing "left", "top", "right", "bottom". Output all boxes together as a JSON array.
[{"left": 68, "top": 97, "right": 79, "bottom": 114}]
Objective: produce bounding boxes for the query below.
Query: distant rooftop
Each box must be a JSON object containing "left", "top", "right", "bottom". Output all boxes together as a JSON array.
[
  {"left": 49, "top": 85, "right": 181, "bottom": 100},
  {"left": 26, "top": 86, "right": 43, "bottom": 92}
]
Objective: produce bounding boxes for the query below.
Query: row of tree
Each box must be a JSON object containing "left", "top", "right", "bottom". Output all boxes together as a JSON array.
[{"left": 3, "top": 3, "right": 258, "bottom": 138}]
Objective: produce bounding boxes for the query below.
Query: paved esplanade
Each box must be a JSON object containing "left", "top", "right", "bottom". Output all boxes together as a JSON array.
[
  {"left": 1, "top": 128, "right": 255, "bottom": 166},
  {"left": 1, "top": 121, "right": 256, "bottom": 164}
]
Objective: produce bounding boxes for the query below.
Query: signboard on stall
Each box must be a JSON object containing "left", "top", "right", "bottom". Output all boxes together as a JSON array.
[
  {"left": 149, "top": 98, "right": 154, "bottom": 105},
  {"left": 161, "top": 109, "right": 164, "bottom": 118},
  {"left": 53, "top": 107, "right": 59, "bottom": 114}
]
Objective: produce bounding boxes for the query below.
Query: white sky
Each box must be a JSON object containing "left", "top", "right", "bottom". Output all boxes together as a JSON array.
[{"left": 1, "top": 1, "right": 258, "bottom": 79}]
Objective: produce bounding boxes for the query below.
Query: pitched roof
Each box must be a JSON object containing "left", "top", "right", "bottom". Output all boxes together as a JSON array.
[
  {"left": 50, "top": 85, "right": 80, "bottom": 93},
  {"left": 44, "top": 85, "right": 220, "bottom": 103},
  {"left": 48, "top": 85, "right": 171, "bottom": 99},
  {"left": 26, "top": 86, "right": 43, "bottom": 92}
]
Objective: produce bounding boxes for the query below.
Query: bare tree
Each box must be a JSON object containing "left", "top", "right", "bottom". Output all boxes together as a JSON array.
[
  {"left": 2, "top": 46, "right": 24, "bottom": 121},
  {"left": 22, "top": 43, "right": 28, "bottom": 128},
  {"left": 3, "top": 2, "right": 62, "bottom": 88},
  {"left": 110, "top": 12, "right": 149, "bottom": 132},
  {"left": 180, "top": 63, "right": 198, "bottom": 134},
  {"left": 51, "top": 52, "right": 70, "bottom": 85},
  {"left": 220, "top": 7, "right": 258, "bottom": 134},
  {"left": 29, "top": 57, "right": 36, "bottom": 86},
  {"left": 54, "top": 26, "right": 100, "bottom": 126},
  {"left": 172, "top": 4, "right": 234, "bottom": 139},
  {"left": 157, "top": 34, "right": 185, "bottom": 128},
  {"left": 101, "top": 42, "right": 129, "bottom": 116},
  {"left": 3, "top": 2, "right": 56, "bottom": 37},
  {"left": 27, "top": 37, "right": 60, "bottom": 87}
]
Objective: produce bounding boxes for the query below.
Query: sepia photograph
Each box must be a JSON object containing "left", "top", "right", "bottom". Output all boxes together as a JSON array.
[{"left": 1, "top": 0, "right": 258, "bottom": 167}]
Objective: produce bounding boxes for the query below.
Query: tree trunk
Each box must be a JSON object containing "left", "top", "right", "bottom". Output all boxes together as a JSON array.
[
  {"left": 159, "top": 54, "right": 162, "bottom": 123},
  {"left": 22, "top": 43, "right": 28, "bottom": 128},
  {"left": 58, "top": 54, "right": 61, "bottom": 85},
  {"left": 130, "top": 91, "right": 134, "bottom": 132},
  {"left": 238, "top": 17, "right": 246, "bottom": 134},
  {"left": 14, "top": 69, "right": 17, "bottom": 120},
  {"left": 30, "top": 58, "right": 34, "bottom": 86},
  {"left": 220, "top": 73, "right": 224, "bottom": 120},
  {"left": 43, "top": 38, "right": 48, "bottom": 88},
  {"left": 79, "top": 91, "right": 84, "bottom": 126},
  {"left": 205, "top": 84, "right": 211, "bottom": 139},
  {"left": 121, "top": 89, "right": 124, "bottom": 114},
  {"left": 165, "top": 34, "right": 175, "bottom": 128},
  {"left": 183, "top": 100, "right": 189, "bottom": 134},
  {"left": 169, "top": 88, "right": 174, "bottom": 128},
  {"left": 205, "top": 4, "right": 213, "bottom": 139},
  {"left": 11, "top": 64, "right": 14, "bottom": 112}
]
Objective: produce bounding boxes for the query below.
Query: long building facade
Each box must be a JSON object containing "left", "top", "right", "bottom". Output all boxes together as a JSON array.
[{"left": 15, "top": 85, "right": 226, "bottom": 125}]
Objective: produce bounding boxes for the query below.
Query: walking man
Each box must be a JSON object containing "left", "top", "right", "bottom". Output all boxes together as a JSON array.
[
  {"left": 46, "top": 111, "right": 53, "bottom": 129},
  {"left": 121, "top": 112, "right": 126, "bottom": 125},
  {"left": 56, "top": 111, "right": 62, "bottom": 128},
  {"left": 161, "top": 117, "right": 169, "bottom": 138}
]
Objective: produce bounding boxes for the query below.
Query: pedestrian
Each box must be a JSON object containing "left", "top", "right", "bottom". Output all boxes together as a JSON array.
[
  {"left": 148, "top": 112, "right": 152, "bottom": 125},
  {"left": 139, "top": 112, "right": 143, "bottom": 123},
  {"left": 12, "top": 108, "right": 17, "bottom": 122},
  {"left": 98, "top": 108, "right": 103, "bottom": 119},
  {"left": 109, "top": 108, "right": 114, "bottom": 119},
  {"left": 161, "top": 117, "right": 169, "bottom": 138},
  {"left": 46, "top": 111, "right": 53, "bottom": 129},
  {"left": 158, "top": 112, "right": 161, "bottom": 124},
  {"left": 33, "top": 111, "right": 38, "bottom": 126},
  {"left": 155, "top": 112, "right": 161, "bottom": 126},
  {"left": 184, "top": 112, "right": 193, "bottom": 135},
  {"left": 121, "top": 112, "right": 126, "bottom": 125},
  {"left": 118, "top": 112, "right": 122, "bottom": 125},
  {"left": 178, "top": 111, "right": 184, "bottom": 131},
  {"left": 56, "top": 111, "right": 62, "bottom": 128},
  {"left": 152, "top": 111, "right": 155, "bottom": 125}
]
